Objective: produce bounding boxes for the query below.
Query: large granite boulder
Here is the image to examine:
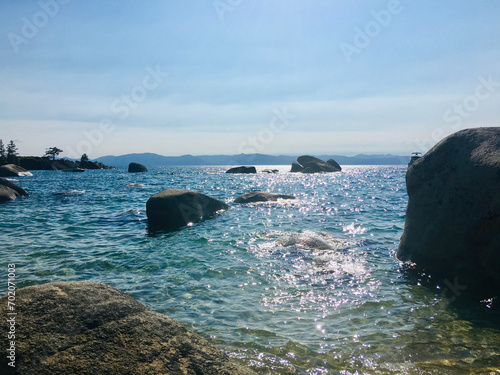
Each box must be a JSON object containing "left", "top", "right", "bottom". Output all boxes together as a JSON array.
[
  {"left": 225, "top": 166, "right": 256, "bottom": 174},
  {"left": 0, "top": 164, "right": 33, "bottom": 177},
  {"left": 290, "top": 156, "right": 341, "bottom": 173},
  {"left": 128, "top": 162, "right": 148, "bottom": 173},
  {"left": 0, "top": 282, "right": 254, "bottom": 375},
  {"left": 397, "top": 127, "right": 500, "bottom": 288},
  {"left": 0, "top": 177, "right": 29, "bottom": 203},
  {"left": 234, "top": 191, "right": 296, "bottom": 203},
  {"left": 147, "top": 189, "right": 229, "bottom": 230}
]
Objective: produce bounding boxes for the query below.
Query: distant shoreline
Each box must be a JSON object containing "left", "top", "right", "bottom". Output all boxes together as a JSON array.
[{"left": 92, "top": 152, "right": 411, "bottom": 167}]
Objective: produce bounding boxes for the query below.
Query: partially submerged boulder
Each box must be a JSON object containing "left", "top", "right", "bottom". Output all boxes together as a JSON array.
[
  {"left": 225, "top": 166, "right": 256, "bottom": 174},
  {"left": 0, "top": 282, "right": 254, "bottom": 374},
  {"left": 297, "top": 155, "right": 340, "bottom": 173},
  {"left": 397, "top": 127, "right": 500, "bottom": 289},
  {"left": 0, "top": 177, "right": 29, "bottom": 203},
  {"left": 147, "top": 189, "right": 229, "bottom": 230},
  {"left": 128, "top": 162, "right": 148, "bottom": 173},
  {"left": 290, "top": 162, "right": 304, "bottom": 172},
  {"left": 290, "top": 156, "right": 341, "bottom": 173},
  {"left": 234, "top": 191, "right": 296, "bottom": 204},
  {"left": 0, "top": 164, "right": 33, "bottom": 177}
]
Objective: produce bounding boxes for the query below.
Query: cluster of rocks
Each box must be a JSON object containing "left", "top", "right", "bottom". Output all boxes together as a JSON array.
[
  {"left": 291, "top": 155, "right": 341, "bottom": 173},
  {"left": 17, "top": 157, "right": 109, "bottom": 171},
  {"left": 0, "top": 282, "right": 255, "bottom": 374},
  {"left": 146, "top": 189, "right": 296, "bottom": 230}
]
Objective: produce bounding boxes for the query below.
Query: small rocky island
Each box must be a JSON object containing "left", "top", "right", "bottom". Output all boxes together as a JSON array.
[{"left": 290, "top": 155, "right": 342, "bottom": 173}]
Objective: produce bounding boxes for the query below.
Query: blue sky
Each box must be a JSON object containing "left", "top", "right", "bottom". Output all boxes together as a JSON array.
[{"left": 1, "top": 0, "right": 499, "bottom": 158}]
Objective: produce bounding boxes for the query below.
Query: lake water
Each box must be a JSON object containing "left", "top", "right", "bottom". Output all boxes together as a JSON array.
[{"left": 1, "top": 165, "right": 499, "bottom": 374}]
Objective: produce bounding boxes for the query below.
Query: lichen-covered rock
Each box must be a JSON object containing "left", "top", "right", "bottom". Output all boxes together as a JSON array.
[
  {"left": 397, "top": 127, "right": 500, "bottom": 289},
  {"left": 147, "top": 189, "right": 229, "bottom": 230},
  {"left": 0, "top": 282, "right": 255, "bottom": 375},
  {"left": 234, "top": 191, "right": 296, "bottom": 203}
]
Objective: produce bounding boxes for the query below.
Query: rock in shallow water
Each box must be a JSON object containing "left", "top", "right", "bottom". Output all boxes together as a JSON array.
[
  {"left": 0, "top": 282, "right": 255, "bottom": 375},
  {"left": 397, "top": 127, "right": 500, "bottom": 289},
  {"left": 146, "top": 189, "right": 229, "bottom": 230}
]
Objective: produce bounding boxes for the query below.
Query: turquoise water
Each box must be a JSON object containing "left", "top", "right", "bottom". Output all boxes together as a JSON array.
[{"left": 1, "top": 166, "right": 499, "bottom": 374}]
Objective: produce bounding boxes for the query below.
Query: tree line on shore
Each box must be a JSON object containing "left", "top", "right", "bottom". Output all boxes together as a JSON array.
[{"left": 0, "top": 140, "right": 109, "bottom": 169}]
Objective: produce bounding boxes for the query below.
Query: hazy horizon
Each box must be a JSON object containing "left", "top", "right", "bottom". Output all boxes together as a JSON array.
[{"left": 1, "top": 1, "right": 499, "bottom": 159}]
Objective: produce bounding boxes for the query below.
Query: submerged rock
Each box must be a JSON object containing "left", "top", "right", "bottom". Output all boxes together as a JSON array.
[
  {"left": 0, "top": 164, "right": 33, "bottom": 177},
  {"left": 146, "top": 189, "right": 229, "bottom": 230},
  {"left": 397, "top": 127, "right": 500, "bottom": 289},
  {"left": 234, "top": 191, "right": 296, "bottom": 203},
  {"left": 0, "top": 177, "right": 29, "bottom": 203},
  {"left": 128, "top": 162, "right": 148, "bottom": 173},
  {"left": 0, "top": 282, "right": 255, "bottom": 374},
  {"left": 225, "top": 166, "right": 256, "bottom": 174}
]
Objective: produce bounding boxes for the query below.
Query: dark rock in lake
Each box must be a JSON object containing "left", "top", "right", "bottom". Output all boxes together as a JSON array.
[
  {"left": 0, "top": 163, "right": 33, "bottom": 177},
  {"left": 290, "top": 156, "right": 341, "bottom": 173},
  {"left": 146, "top": 189, "right": 229, "bottom": 230},
  {"left": 397, "top": 127, "right": 500, "bottom": 289},
  {"left": 128, "top": 162, "right": 148, "bottom": 173},
  {"left": 225, "top": 166, "right": 256, "bottom": 174},
  {"left": 0, "top": 282, "right": 255, "bottom": 375},
  {"left": 0, "top": 177, "right": 29, "bottom": 203},
  {"left": 262, "top": 169, "right": 279, "bottom": 174},
  {"left": 326, "top": 159, "right": 342, "bottom": 171},
  {"left": 297, "top": 155, "right": 338, "bottom": 173},
  {"left": 290, "top": 162, "right": 304, "bottom": 172},
  {"left": 234, "top": 191, "right": 296, "bottom": 203}
]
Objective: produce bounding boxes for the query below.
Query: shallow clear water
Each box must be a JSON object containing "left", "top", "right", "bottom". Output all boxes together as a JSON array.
[{"left": 1, "top": 166, "right": 499, "bottom": 374}]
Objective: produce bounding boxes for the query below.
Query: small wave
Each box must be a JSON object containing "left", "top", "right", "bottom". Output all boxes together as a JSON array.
[
  {"left": 126, "top": 183, "right": 145, "bottom": 187},
  {"left": 279, "top": 230, "right": 347, "bottom": 251}
]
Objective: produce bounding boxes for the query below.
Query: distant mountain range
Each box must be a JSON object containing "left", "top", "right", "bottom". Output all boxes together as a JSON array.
[{"left": 94, "top": 153, "right": 410, "bottom": 167}]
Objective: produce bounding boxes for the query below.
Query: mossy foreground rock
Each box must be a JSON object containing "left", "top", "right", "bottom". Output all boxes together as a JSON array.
[
  {"left": 397, "top": 127, "right": 500, "bottom": 289},
  {"left": 147, "top": 189, "right": 229, "bottom": 230},
  {"left": 0, "top": 282, "right": 254, "bottom": 375}
]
